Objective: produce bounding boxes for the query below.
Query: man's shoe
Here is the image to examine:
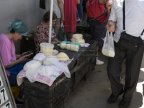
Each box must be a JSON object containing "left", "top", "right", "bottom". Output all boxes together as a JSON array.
[
  {"left": 107, "top": 90, "right": 124, "bottom": 104},
  {"left": 118, "top": 98, "right": 131, "bottom": 108}
]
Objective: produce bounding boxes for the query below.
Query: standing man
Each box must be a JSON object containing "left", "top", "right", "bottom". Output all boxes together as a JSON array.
[{"left": 107, "top": 0, "right": 144, "bottom": 108}]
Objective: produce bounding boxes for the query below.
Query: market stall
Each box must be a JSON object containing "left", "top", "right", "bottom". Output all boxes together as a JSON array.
[
  {"left": 0, "top": 1, "right": 97, "bottom": 108},
  {"left": 22, "top": 40, "right": 97, "bottom": 108},
  {"left": 17, "top": 2, "right": 97, "bottom": 106}
]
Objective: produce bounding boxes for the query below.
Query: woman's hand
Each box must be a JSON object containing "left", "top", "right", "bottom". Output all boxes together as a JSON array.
[
  {"left": 21, "top": 52, "right": 29, "bottom": 56},
  {"left": 16, "top": 52, "right": 28, "bottom": 59},
  {"left": 20, "top": 51, "right": 33, "bottom": 58},
  {"left": 16, "top": 54, "right": 21, "bottom": 59},
  {"left": 17, "top": 55, "right": 28, "bottom": 63},
  {"left": 5, "top": 55, "right": 28, "bottom": 69}
]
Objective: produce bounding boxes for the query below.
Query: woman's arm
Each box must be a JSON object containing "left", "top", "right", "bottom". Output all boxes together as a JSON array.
[
  {"left": 57, "top": 0, "right": 64, "bottom": 21},
  {"left": 5, "top": 55, "right": 28, "bottom": 69}
]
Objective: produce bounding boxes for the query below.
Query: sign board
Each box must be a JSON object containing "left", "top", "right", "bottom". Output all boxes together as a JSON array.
[{"left": 0, "top": 59, "right": 17, "bottom": 108}]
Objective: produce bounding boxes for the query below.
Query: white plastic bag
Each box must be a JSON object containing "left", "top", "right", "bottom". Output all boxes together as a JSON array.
[{"left": 102, "top": 31, "right": 115, "bottom": 57}]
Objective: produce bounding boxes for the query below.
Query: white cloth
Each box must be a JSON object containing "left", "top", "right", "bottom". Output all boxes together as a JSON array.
[
  {"left": 23, "top": 60, "right": 42, "bottom": 72},
  {"left": 43, "top": 56, "right": 59, "bottom": 66},
  {"left": 33, "top": 65, "right": 62, "bottom": 86},
  {"left": 17, "top": 60, "right": 42, "bottom": 85},
  {"left": 43, "top": 56, "right": 71, "bottom": 78},
  {"left": 17, "top": 56, "right": 71, "bottom": 86},
  {"left": 109, "top": 0, "right": 144, "bottom": 42},
  {"left": 33, "top": 53, "right": 46, "bottom": 62}
]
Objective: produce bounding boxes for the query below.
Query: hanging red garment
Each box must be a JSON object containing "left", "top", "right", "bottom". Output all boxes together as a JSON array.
[
  {"left": 64, "top": 0, "right": 77, "bottom": 33},
  {"left": 86, "top": 0, "right": 108, "bottom": 24}
]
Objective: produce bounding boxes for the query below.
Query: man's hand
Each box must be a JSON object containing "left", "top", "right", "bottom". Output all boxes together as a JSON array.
[{"left": 106, "top": 20, "right": 116, "bottom": 32}]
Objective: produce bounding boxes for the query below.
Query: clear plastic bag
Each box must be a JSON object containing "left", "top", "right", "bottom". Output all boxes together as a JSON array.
[{"left": 102, "top": 31, "right": 115, "bottom": 57}]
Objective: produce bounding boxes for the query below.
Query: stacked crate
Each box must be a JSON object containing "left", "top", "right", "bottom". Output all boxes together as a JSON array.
[{"left": 24, "top": 76, "right": 71, "bottom": 108}]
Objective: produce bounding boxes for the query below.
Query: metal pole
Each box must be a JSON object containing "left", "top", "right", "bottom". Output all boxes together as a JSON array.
[{"left": 48, "top": 0, "right": 54, "bottom": 43}]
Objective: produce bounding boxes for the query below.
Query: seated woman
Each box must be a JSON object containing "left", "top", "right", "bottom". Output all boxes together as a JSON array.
[
  {"left": 34, "top": 11, "right": 59, "bottom": 53},
  {"left": 0, "top": 19, "right": 30, "bottom": 86}
]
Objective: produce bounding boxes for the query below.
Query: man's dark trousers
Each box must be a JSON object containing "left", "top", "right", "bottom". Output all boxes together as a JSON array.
[{"left": 107, "top": 36, "right": 144, "bottom": 101}]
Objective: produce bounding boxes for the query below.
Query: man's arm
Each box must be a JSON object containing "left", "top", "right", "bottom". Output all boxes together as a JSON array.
[{"left": 106, "top": 1, "right": 116, "bottom": 32}]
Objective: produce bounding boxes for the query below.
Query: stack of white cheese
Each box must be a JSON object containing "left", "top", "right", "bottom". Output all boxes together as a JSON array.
[{"left": 71, "top": 34, "right": 85, "bottom": 44}]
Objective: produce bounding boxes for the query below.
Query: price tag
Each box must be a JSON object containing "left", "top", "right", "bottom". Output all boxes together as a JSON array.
[
  {"left": 0, "top": 76, "right": 3, "bottom": 88},
  {"left": 0, "top": 88, "right": 9, "bottom": 106},
  {"left": 2, "top": 101, "right": 12, "bottom": 108}
]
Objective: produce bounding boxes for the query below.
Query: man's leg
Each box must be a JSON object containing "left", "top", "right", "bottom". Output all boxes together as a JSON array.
[
  {"left": 107, "top": 42, "right": 125, "bottom": 103},
  {"left": 119, "top": 44, "right": 144, "bottom": 108}
]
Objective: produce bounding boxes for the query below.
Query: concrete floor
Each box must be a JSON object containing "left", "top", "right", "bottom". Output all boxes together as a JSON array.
[{"left": 64, "top": 55, "right": 144, "bottom": 108}]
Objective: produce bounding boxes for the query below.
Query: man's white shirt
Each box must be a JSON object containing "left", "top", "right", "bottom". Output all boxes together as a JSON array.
[{"left": 109, "top": 0, "right": 144, "bottom": 42}]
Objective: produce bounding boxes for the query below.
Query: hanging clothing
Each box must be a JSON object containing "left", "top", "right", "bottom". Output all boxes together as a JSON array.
[
  {"left": 64, "top": 0, "right": 77, "bottom": 33},
  {"left": 40, "top": 0, "right": 46, "bottom": 9},
  {"left": 86, "top": 0, "right": 108, "bottom": 24}
]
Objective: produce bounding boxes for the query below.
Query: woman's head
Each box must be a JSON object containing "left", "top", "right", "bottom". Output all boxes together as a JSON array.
[
  {"left": 42, "top": 11, "right": 57, "bottom": 23},
  {"left": 9, "top": 19, "right": 28, "bottom": 41}
]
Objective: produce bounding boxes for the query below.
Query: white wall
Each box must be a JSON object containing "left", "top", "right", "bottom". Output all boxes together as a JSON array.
[
  {"left": 0, "top": 0, "right": 48, "bottom": 53},
  {"left": 0, "top": 0, "right": 46, "bottom": 33}
]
